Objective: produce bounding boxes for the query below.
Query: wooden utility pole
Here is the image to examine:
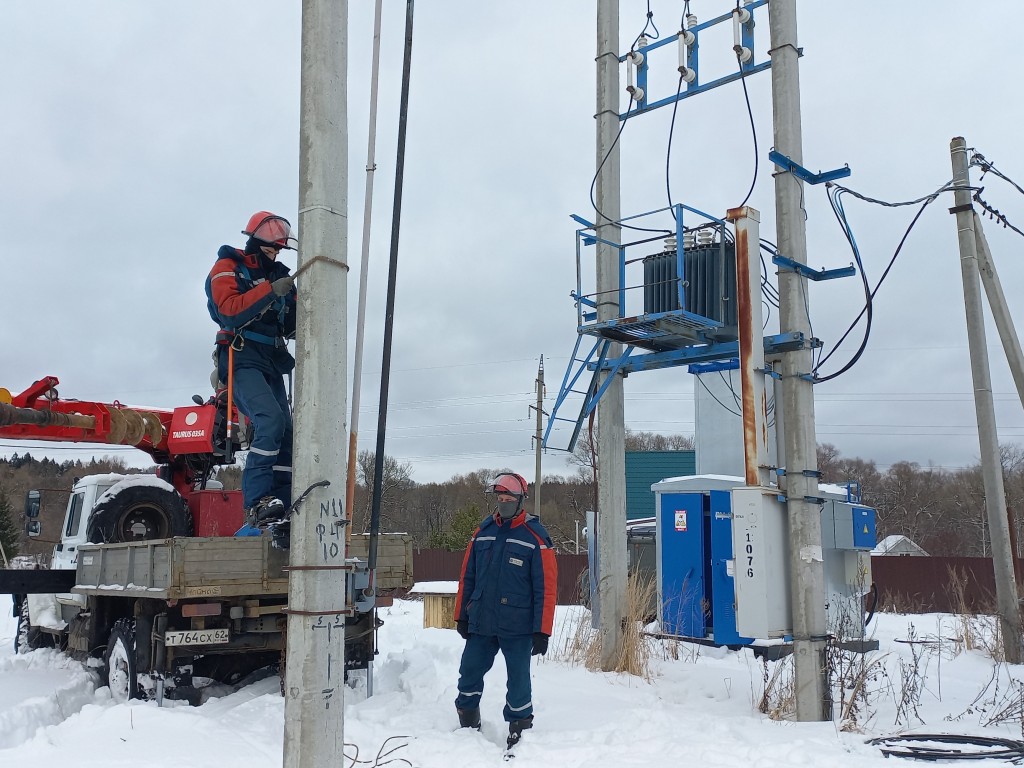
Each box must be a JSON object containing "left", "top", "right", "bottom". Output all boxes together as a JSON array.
[{"left": 949, "top": 136, "right": 1022, "bottom": 663}]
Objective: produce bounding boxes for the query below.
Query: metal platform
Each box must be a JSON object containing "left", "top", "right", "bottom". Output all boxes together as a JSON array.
[{"left": 581, "top": 309, "right": 725, "bottom": 353}]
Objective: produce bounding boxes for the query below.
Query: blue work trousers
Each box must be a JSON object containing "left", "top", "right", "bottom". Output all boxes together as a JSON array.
[
  {"left": 232, "top": 367, "right": 293, "bottom": 509},
  {"left": 455, "top": 634, "right": 534, "bottom": 722}
]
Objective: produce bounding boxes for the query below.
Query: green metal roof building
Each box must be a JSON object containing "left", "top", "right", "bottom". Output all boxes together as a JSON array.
[{"left": 625, "top": 450, "right": 696, "bottom": 520}]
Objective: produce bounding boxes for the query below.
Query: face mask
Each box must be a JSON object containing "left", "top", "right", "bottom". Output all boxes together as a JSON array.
[{"left": 496, "top": 499, "right": 520, "bottom": 520}]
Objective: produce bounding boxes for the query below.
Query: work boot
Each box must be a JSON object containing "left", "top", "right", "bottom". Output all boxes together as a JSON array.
[
  {"left": 457, "top": 707, "right": 481, "bottom": 730},
  {"left": 269, "top": 521, "right": 290, "bottom": 550},
  {"left": 247, "top": 496, "right": 286, "bottom": 528},
  {"left": 506, "top": 715, "right": 533, "bottom": 749}
]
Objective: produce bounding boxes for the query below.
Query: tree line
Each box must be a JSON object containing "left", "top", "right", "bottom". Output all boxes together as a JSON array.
[{"left": 2, "top": 435, "right": 1024, "bottom": 561}]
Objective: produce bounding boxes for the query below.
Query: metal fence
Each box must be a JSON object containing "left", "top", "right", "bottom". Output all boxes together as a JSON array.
[
  {"left": 411, "top": 550, "right": 1009, "bottom": 615},
  {"left": 871, "top": 556, "right": 1008, "bottom": 614}
]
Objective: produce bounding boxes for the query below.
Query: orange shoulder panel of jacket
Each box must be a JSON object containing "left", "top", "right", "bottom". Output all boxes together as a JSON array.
[
  {"left": 453, "top": 526, "right": 481, "bottom": 622},
  {"left": 539, "top": 545, "right": 557, "bottom": 634},
  {"left": 210, "top": 262, "right": 273, "bottom": 319},
  {"left": 525, "top": 524, "right": 558, "bottom": 634}
]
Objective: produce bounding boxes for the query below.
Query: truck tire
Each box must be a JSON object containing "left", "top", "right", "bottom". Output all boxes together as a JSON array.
[
  {"left": 104, "top": 618, "right": 142, "bottom": 702},
  {"left": 15, "top": 598, "right": 52, "bottom": 654},
  {"left": 87, "top": 484, "right": 193, "bottom": 543}
]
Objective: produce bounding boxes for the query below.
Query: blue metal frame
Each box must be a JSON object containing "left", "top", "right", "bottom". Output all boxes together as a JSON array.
[
  {"left": 619, "top": 0, "right": 772, "bottom": 120},
  {"left": 772, "top": 254, "right": 856, "bottom": 282},
  {"left": 767, "top": 150, "right": 851, "bottom": 185}
]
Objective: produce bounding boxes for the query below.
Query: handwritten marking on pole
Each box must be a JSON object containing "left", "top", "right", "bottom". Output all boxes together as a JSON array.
[{"left": 317, "top": 497, "right": 345, "bottom": 560}]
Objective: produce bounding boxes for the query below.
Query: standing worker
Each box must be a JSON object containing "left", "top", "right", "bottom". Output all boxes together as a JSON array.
[
  {"left": 206, "top": 211, "right": 298, "bottom": 525},
  {"left": 453, "top": 472, "right": 558, "bottom": 750}
]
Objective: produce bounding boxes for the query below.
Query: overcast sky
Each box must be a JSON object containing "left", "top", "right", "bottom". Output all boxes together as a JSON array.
[{"left": 3, "top": 1, "right": 1022, "bottom": 486}]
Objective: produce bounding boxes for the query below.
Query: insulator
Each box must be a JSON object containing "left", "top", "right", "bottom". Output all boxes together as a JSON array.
[
  {"left": 734, "top": 46, "right": 752, "bottom": 63},
  {"left": 697, "top": 229, "right": 714, "bottom": 246},
  {"left": 683, "top": 232, "right": 696, "bottom": 249},
  {"left": 627, "top": 85, "right": 645, "bottom": 101},
  {"left": 686, "top": 14, "right": 698, "bottom": 28},
  {"left": 679, "top": 66, "right": 696, "bottom": 83},
  {"left": 629, "top": 50, "right": 644, "bottom": 67},
  {"left": 664, "top": 236, "right": 678, "bottom": 252}
]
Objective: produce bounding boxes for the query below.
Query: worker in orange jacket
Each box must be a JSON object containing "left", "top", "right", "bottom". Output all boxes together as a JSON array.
[
  {"left": 453, "top": 472, "right": 558, "bottom": 750},
  {"left": 206, "top": 211, "right": 297, "bottom": 524}
]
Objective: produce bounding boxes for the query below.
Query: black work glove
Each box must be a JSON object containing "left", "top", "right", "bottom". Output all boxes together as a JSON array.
[
  {"left": 456, "top": 618, "right": 470, "bottom": 640},
  {"left": 271, "top": 275, "right": 295, "bottom": 297},
  {"left": 531, "top": 632, "right": 549, "bottom": 656}
]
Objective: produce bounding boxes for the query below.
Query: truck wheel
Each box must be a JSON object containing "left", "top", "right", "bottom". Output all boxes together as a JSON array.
[
  {"left": 104, "top": 618, "right": 142, "bottom": 702},
  {"left": 87, "top": 484, "right": 193, "bottom": 543},
  {"left": 15, "top": 598, "right": 52, "bottom": 654}
]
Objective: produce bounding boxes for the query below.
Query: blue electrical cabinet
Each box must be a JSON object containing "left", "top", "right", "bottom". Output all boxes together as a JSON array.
[
  {"left": 654, "top": 476, "right": 877, "bottom": 648},
  {"left": 655, "top": 483, "right": 751, "bottom": 645},
  {"left": 657, "top": 492, "right": 705, "bottom": 637}
]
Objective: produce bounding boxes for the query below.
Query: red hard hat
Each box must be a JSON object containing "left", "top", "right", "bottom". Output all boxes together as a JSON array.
[
  {"left": 243, "top": 211, "right": 297, "bottom": 250},
  {"left": 486, "top": 472, "right": 529, "bottom": 499}
]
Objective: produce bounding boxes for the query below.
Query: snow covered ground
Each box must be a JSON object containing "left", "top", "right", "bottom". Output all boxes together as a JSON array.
[{"left": 3, "top": 592, "right": 1024, "bottom": 766}]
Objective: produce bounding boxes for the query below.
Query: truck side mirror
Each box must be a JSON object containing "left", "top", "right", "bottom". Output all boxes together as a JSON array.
[
  {"left": 26, "top": 520, "right": 41, "bottom": 538},
  {"left": 25, "top": 490, "right": 41, "bottom": 519}
]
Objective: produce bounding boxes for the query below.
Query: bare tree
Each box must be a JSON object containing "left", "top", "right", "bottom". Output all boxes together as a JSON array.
[{"left": 354, "top": 450, "right": 413, "bottom": 534}]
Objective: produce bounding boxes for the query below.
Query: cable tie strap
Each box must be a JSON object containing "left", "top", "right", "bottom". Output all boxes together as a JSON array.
[
  {"left": 948, "top": 203, "right": 975, "bottom": 215},
  {"left": 281, "top": 607, "right": 355, "bottom": 617},
  {"left": 282, "top": 564, "right": 357, "bottom": 572}
]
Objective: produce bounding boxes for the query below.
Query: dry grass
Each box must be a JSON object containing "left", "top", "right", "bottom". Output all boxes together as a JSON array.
[
  {"left": 946, "top": 565, "right": 1005, "bottom": 661},
  {"left": 555, "top": 572, "right": 658, "bottom": 680},
  {"left": 756, "top": 654, "right": 795, "bottom": 719}
]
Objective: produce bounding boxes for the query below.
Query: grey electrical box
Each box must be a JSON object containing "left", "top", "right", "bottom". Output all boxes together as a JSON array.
[{"left": 731, "top": 486, "right": 791, "bottom": 638}]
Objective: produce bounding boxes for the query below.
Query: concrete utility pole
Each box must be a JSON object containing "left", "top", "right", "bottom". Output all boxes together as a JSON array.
[
  {"left": 973, "top": 213, "right": 1024, "bottom": 413},
  {"left": 767, "top": 0, "right": 829, "bottom": 720},
  {"left": 285, "top": 1, "right": 349, "bottom": 765},
  {"left": 949, "top": 137, "right": 1022, "bottom": 663},
  {"left": 595, "top": 0, "right": 627, "bottom": 671},
  {"left": 533, "top": 356, "right": 545, "bottom": 516}
]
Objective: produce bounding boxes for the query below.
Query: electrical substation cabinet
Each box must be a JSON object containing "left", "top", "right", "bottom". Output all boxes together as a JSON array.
[
  {"left": 652, "top": 475, "right": 879, "bottom": 650},
  {"left": 730, "top": 486, "right": 792, "bottom": 639}
]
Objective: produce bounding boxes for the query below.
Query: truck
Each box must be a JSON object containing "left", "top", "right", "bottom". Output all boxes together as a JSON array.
[{"left": 1, "top": 376, "right": 414, "bottom": 704}]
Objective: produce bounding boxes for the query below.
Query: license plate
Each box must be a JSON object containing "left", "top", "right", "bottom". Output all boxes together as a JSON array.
[{"left": 164, "top": 628, "right": 230, "bottom": 646}]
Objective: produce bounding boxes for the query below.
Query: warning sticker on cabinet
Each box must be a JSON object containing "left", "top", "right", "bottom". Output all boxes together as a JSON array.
[{"left": 674, "top": 511, "right": 687, "bottom": 531}]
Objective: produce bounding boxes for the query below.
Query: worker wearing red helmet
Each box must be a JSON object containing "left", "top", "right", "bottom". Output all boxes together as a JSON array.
[
  {"left": 453, "top": 472, "right": 558, "bottom": 750},
  {"left": 205, "top": 211, "right": 298, "bottom": 525}
]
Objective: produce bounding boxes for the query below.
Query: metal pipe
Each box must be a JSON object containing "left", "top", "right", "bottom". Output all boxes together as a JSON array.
[
  {"left": 346, "top": 0, "right": 384, "bottom": 553},
  {"left": 369, "top": 0, "right": 415, "bottom": 578},
  {"left": 728, "top": 206, "right": 768, "bottom": 487}
]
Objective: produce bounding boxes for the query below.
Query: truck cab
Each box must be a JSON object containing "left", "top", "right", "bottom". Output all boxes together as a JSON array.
[{"left": 50, "top": 474, "right": 128, "bottom": 570}]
